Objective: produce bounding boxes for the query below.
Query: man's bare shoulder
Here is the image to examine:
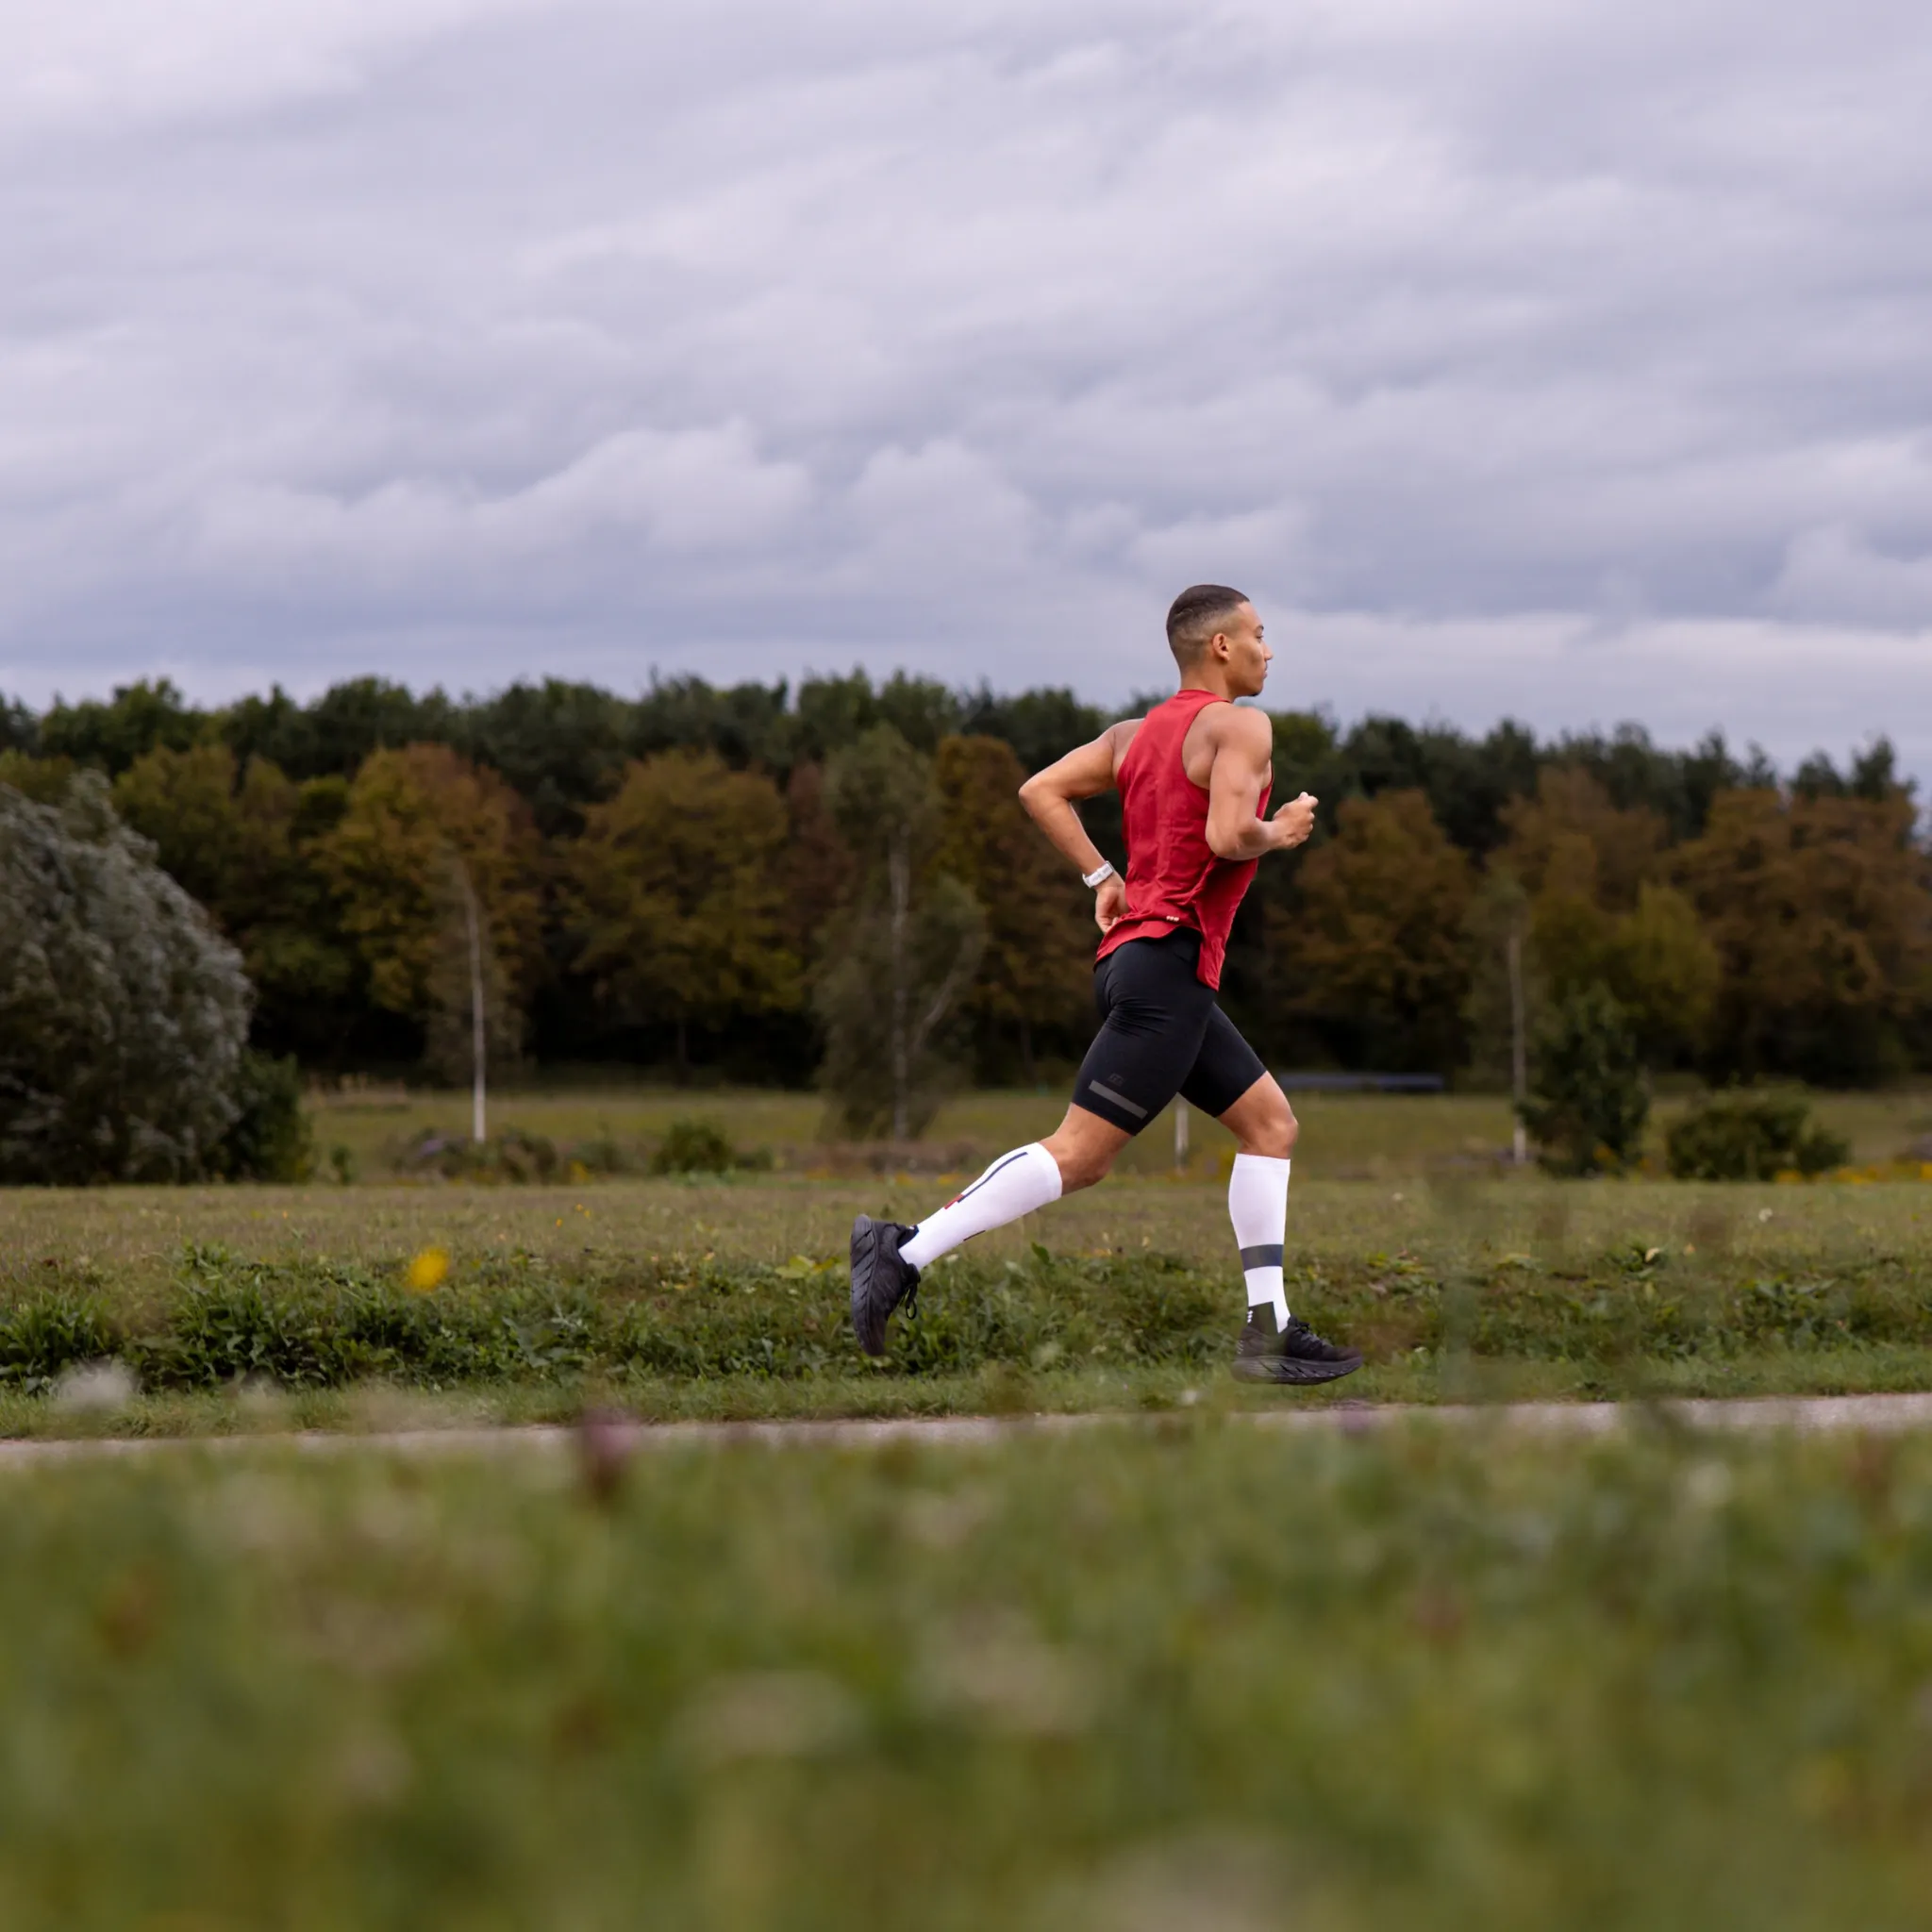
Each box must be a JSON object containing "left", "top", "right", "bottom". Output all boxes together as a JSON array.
[
  {"left": 1210, "top": 704, "right": 1274, "bottom": 753},
  {"left": 1103, "top": 715, "right": 1142, "bottom": 778}
]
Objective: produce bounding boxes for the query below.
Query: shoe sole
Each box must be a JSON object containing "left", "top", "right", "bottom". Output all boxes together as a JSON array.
[
  {"left": 849, "top": 1214, "right": 889, "bottom": 1357},
  {"left": 1229, "top": 1353, "right": 1365, "bottom": 1387}
]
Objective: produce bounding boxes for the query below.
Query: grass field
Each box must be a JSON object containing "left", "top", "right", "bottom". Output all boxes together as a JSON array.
[
  {"left": 8, "top": 1104, "right": 1932, "bottom": 1927},
  {"left": 5, "top": 1166, "right": 1932, "bottom": 1435},
  {"left": 305, "top": 1081, "right": 1932, "bottom": 1180},
  {"left": 5, "top": 1424, "right": 1932, "bottom": 1929}
]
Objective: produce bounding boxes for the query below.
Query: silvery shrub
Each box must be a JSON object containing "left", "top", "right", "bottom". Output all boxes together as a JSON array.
[{"left": 0, "top": 774, "right": 252, "bottom": 1182}]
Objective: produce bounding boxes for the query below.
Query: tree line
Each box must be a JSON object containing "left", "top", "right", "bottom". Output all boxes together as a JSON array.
[{"left": 2, "top": 674, "right": 1926, "bottom": 1118}]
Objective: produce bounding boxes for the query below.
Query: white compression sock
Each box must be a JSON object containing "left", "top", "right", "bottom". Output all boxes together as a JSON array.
[
  {"left": 899, "top": 1143, "right": 1064, "bottom": 1271},
  {"left": 1228, "top": 1152, "right": 1291, "bottom": 1332}
]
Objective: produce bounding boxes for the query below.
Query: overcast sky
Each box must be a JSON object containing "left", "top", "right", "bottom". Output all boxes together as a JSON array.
[{"left": 2, "top": 0, "right": 1928, "bottom": 776}]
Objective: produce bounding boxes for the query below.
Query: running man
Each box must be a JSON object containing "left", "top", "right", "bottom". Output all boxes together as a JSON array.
[{"left": 850, "top": 584, "right": 1362, "bottom": 1386}]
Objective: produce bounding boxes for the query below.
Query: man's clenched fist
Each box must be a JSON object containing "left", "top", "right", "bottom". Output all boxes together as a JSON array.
[{"left": 1272, "top": 791, "right": 1318, "bottom": 850}]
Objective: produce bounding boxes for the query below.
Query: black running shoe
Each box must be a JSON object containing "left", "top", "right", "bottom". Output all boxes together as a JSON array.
[
  {"left": 1231, "top": 1315, "right": 1364, "bottom": 1386},
  {"left": 850, "top": 1215, "right": 921, "bottom": 1357}
]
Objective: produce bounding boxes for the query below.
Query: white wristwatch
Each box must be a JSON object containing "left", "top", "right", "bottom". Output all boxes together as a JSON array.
[{"left": 1082, "top": 860, "right": 1117, "bottom": 890}]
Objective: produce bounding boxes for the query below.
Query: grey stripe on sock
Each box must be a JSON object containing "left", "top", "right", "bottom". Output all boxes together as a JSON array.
[
  {"left": 953, "top": 1149, "right": 1028, "bottom": 1205},
  {"left": 1240, "top": 1243, "right": 1285, "bottom": 1271},
  {"left": 1086, "top": 1080, "right": 1147, "bottom": 1119}
]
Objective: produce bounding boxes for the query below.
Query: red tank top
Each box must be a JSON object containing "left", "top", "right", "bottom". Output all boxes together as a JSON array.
[{"left": 1094, "top": 689, "right": 1269, "bottom": 991}]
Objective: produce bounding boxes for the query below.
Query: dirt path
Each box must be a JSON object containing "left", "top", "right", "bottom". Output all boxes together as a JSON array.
[{"left": 6, "top": 1391, "right": 1932, "bottom": 1466}]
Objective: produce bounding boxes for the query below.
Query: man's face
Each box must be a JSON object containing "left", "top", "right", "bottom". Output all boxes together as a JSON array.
[{"left": 1216, "top": 603, "right": 1272, "bottom": 696}]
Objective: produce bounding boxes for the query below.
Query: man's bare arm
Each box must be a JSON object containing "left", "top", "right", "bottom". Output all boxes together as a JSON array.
[
  {"left": 1019, "top": 721, "right": 1135, "bottom": 932},
  {"left": 1205, "top": 708, "right": 1317, "bottom": 861}
]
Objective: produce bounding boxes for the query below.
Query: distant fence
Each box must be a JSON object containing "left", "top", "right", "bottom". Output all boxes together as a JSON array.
[{"left": 1274, "top": 1073, "right": 1447, "bottom": 1094}]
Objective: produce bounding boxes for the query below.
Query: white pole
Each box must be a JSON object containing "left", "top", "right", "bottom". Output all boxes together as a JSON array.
[
  {"left": 1507, "top": 923, "right": 1527, "bottom": 1166},
  {"left": 455, "top": 858, "right": 487, "bottom": 1145},
  {"left": 1174, "top": 1098, "right": 1190, "bottom": 1171}
]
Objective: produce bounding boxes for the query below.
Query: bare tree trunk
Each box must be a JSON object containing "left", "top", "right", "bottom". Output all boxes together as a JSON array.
[
  {"left": 888, "top": 831, "right": 911, "bottom": 1141},
  {"left": 1507, "top": 922, "right": 1527, "bottom": 1166},
  {"left": 1174, "top": 1098, "right": 1190, "bottom": 1170},
  {"left": 454, "top": 858, "right": 487, "bottom": 1145}
]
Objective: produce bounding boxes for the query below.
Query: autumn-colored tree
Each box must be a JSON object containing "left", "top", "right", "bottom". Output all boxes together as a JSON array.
[
  {"left": 113, "top": 743, "right": 359, "bottom": 1058},
  {"left": 570, "top": 750, "right": 800, "bottom": 1074},
  {"left": 0, "top": 752, "right": 77, "bottom": 805},
  {"left": 1488, "top": 766, "right": 1721, "bottom": 1066},
  {"left": 1500, "top": 767, "right": 1667, "bottom": 910},
  {"left": 816, "top": 726, "right": 985, "bottom": 1138},
  {"left": 935, "top": 734, "right": 1091, "bottom": 1079},
  {"left": 316, "top": 745, "right": 544, "bottom": 1056},
  {"left": 780, "top": 761, "right": 858, "bottom": 964},
  {"left": 1278, "top": 790, "right": 1474, "bottom": 1072},
  {"left": 1674, "top": 788, "right": 1932, "bottom": 1082},
  {"left": 1502, "top": 765, "right": 1660, "bottom": 1006}
]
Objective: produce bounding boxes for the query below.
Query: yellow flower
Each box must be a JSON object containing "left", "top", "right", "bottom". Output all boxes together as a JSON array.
[{"left": 406, "top": 1246, "right": 450, "bottom": 1293}]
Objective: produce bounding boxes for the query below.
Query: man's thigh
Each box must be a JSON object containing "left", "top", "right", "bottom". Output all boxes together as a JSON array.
[{"left": 1178, "top": 1004, "right": 1269, "bottom": 1119}]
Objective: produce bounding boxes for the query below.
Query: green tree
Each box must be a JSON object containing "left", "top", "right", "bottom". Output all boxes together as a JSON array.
[
  {"left": 456, "top": 679, "right": 637, "bottom": 837},
  {"left": 1461, "top": 866, "right": 1539, "bottom": 1096},
  {"left": 218, "top": 677, "right": 458, "bottom": 784},
  {"left": 207, "top": 1050, "right": 316, "bottom": 1182},
  {"left": 570, "top": 751, "right": 800, "bottom": 1074},
  {"left": 816, "top": 726, "right": 985, "bottom": 1139},
  {"left": 0, "top": 775, "right": 252, "bottom": 1182},
  {"left": 112, "top": 744, "right": 359, "bottom": 1060},
  {"left": 630, "top": 675, "right": 794, "bottom": 774},
  {"left": 1665, "top": 1091, "right": 1848, "bottom": 1181},
  {"left": 1519, "top": 985, "right": 1650, "bottom": 1175},
  {"left": 113, "top": 742, "right": 269, "bottom": 911},
  {"left": 958, "top": 687, "right": 1107, "bottom": 774},
  {"left": 1315, "top": 714, "right": 1543, "bottom": 856},
  {"left": 1277, "top": 790, "right": 1474, "bottom": 1072},
  {"left": 0, "top": 694, "right": 34, "bottom": 754},
  {"left": 1598, "top": 882, "right": 1721, "bottom": 1066},
  {"left": 37, "top": 678, "right": 204, "bottom": 775},
  {"left": 935, "top": 734, "right": 1091, "bottom": 1080}
]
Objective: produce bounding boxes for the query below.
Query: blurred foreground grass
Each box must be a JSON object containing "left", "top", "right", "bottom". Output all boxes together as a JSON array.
[
  {"left": 6, "top": 1177, "right": 1932, "bottom": 1431},
  {"left": 4, "top": 1424, "right": 1932, "bottom": 1929}
]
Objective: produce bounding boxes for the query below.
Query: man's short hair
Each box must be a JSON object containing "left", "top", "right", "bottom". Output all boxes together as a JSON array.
[{"left": 1166, "top": 584, "right": 1250, "bottom": 665}]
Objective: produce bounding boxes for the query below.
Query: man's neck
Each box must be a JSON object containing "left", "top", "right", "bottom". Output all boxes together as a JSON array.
[{"left": 1177, "top": 666, "right": 1240, "bottom": 701}]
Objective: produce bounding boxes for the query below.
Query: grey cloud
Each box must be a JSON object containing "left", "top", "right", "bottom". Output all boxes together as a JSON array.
[
  {"left": 1773, "top": 525, "right": 1932, "bottom": 628},
  {"left": 0, "top": 0, "right": 1928, "bottom": 779}
]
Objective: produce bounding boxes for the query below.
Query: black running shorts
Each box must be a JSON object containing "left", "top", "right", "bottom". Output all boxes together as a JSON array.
[{"left": 1070, "top": 930, "right": 1269, "bottom": 1136}]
